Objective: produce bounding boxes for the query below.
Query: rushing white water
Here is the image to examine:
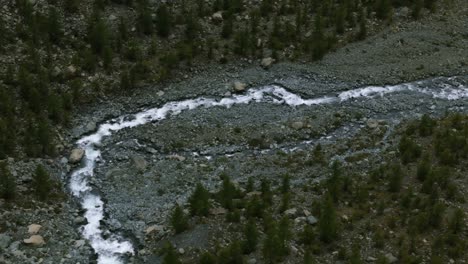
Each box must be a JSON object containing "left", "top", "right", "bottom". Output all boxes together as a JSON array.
[{"left": 69, "top": 77, "right": 468, "bottom": 263}]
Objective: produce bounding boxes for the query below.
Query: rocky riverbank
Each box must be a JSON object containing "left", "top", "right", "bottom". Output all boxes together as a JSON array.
[{"left": 1, "top": 1, "right": 467, "bottom": 263}]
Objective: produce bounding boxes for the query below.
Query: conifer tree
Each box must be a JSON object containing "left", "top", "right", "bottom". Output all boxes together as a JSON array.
[
  {"left": 33, "top": 164, "right": 52, "bottom": 200},
  {"left": 357, "top": 7, "right": 367, "bottom": 40},
  {"left": 412, "top": 0, "right": 424, "bottom": 19},
  {"left": 47, "top": 7, "right": 62, "bottom": 44},
  {"left": 218, "top": 174, "right": 239, "bottom": 210},
  {"left": 319, "top": 193, "right": 338, "bottom": 243},
  {"left": 156, "top": 4, "right": 171, "bottom": 37},
  {"left": 0, "top": 162, "right": 16, "bottom": 200},
  {"left": 242, "top": 219, "right": 258, "bottom": 254},
  {"left": 162, "top": 243, "right": 182, "bottom": 264},
  {"left": 170, "top": 205, "right": 189, "bottom": 234},
  {"left": 65, "top": 0, "right": 80, "bottom": 13},
  {"left": 312, "top": 15, "right": 327, "bottom": 60},
  {"left": 137, "top": 0, "right": 154, "bottom": 35},
  {"left": 189, "top": 183, "right": 211, "bottom": 216},
  {"left": 335, "top": 6, "right": 346, "bottom": 34},
  {"left": 376, "top": 0, "right": 392, "bottom": 20}
]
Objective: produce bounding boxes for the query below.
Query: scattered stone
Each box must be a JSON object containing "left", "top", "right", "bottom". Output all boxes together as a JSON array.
[
  {"left": 85, "top": 122, "right": 97, "bottom": 133},
  {"left": 306, "top": 216, "right": 318, "bottom": 225},
  {"left": 385, "top": 253, "right": 398, "bottom": 263},
  {"left": 210, "top": 207, "right": 227, "bottom": 215},
  {"left": 284, "top": 208, "right": 297, "bottom": 217},
  {"left": 168, "top": 154, "right": 186, "bottom": 162},
  {"left": 212, "top": 11, "right": 223, "bottom": 22},
  {"left": 74, "top": 240, "right": 86, "bottom": 248},
  {"left": 291, "top": 121, "right": 304, "bottom": 130},
  {"left": 145, "top": 225, "right": 164, "bottom": 235},
  {"left": 246, "top": 191, "right": 262, "bottom": 197},
  {"left": 157, "top": 91, "right": 165, "bottom": 97},
  {"left": 66, "top": 65, "right": 77, "bottom": 76},
  {"left": 69, "top": 149, "right": 85, "bottom": 164},
  {"left": 28, "top": 224, "right": 42, "bottom": 235},
  {"left": 0, "top": 234, "right": 11, "bottom": 250},
  {"left": 74, "top": 217, "right": 87, "bottom": 225},
  {"left": 261, "top": 57, "right": 275, "bottom": 68},
  {"left": 247, "top": 258, "right": 257, "bottom": 264},
  {"left": 233, "top": 81, "right": 247, "bottom": 92},
  {"left": 367, "top": 119, "right": 379, "bottom": 129},
  {"left": 178, "top": 248, "right": 185, "bottom": 254},
  {"left": 132, "top": 155, "right": 148, "bottom": 172},
  {"left": 24, "top": 235, "right": 45, "bottom": 246}
]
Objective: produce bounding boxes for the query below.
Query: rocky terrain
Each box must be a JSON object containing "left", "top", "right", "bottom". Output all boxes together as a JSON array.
[{"left": 0, "top": 0, "right": 468, "bottom": 263}]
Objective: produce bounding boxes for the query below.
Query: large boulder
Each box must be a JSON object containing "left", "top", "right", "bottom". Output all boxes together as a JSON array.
[
  {"left": 69, "top": 148, "right": 85, "bottom": 164},
  {"left": 27, "top": 224, "right": 42, "bottom": 235},
  {"left": 261, "top": 57, "right": 275, "bottom": 69},
  {"left": 24, "top": 235, "right": 45, "bottom": 246},
  {"left": 0, "top": 234, "right": 11, "bottom": 250},
  {"left": 233, "top": 81, "right": 247, "bottom": 92},
  {"left": 132, "top": 155, "right": 148, "bottom": 172},
  {"left": 212, "top": 11, "right": 223, "bottom": 22}
]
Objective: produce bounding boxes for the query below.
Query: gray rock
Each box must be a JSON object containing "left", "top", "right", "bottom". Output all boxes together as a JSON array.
[
  {"left": 74, "top": 240, "right": 86, "bottom": 248},
  {"left": 366, "top": 119, "right": 379, "bottom": 129},
  {"left": 247, "top": 258, "right": 257, "bottom": 264},
  {"left": 306, "top": 216, "right": 318, "bottom": 225},
  {"left": 261, "top": 57, "right": 275, "bottom": 69},
  {"left": 385, "top": 253, "right": 398, "bottom": 263},
  {"left": 74, "top": 217, "right": 87, "bottom": 225},
  {"left": 23, "top": 235, "right": 45, "bottom": 246},
  {"left": 291, "top": 121, "right": 304, "bottom": 130},
  {"left": 132, "top": 155, "right": 148, "bottom": 172},
  {"left": 85, "top": 122, "right": 97, "bottom": 133},
  {"left": 284, "top": 208, "right": 297, "bottom": 217},
  {"left": 212, "top": 11, "right": 223, "bottom": 22},
  {"left": 233, "top": 81, "right": 247, "bottom": 92},
  {"left": 60, "top": 157, "right": 68, "bottom": 164},
  {"left": 69, "top": 149, "right": 85, "bottom": 164},
  {"left": 0, "top": 234, "right": 12, "bottom": 250}
]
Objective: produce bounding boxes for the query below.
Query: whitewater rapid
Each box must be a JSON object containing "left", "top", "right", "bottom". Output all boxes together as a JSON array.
[{"left": 69, "top": 76, "right": 467, "bottom": 263}]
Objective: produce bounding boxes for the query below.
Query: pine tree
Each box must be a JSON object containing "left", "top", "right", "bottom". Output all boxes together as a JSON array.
[
  {"left": 319, "top": 193, "right": 338, "bottom": 243},
  {"left": 33, "top": 164, "right": 52, "bottom": 200},
  {"left": 242, "top": 219, "right": 258, "bottom": 254},
  {"left": 137, "top": 0, "right": 154, "bottom": 35},
  {"left": 156, "top": 4, "right": 172, "bottom": 37},
  {"left": 162, "top": 243, "right": 182, "bottom": 264},
  {"left": 47, "top": 7, "right": 62, "bottom": 44},
  {"left": 263, "top": 221, "right": 281, "bottom": 263},
  {"left": 199, "top": 251, "right": 217, "bottom": 264},
  {"left": 312, "top": 15, "right": 327, "bottom": 60},
  {"left": 376, "top": 0, "right": 392, "bottom": 20},
  {"left": 64, "top": 0, "right": 80, "bottom": 13},
  {"left": 412, "top": 0, "right": 424, "bottom": 19},
  {"left": 0, "top": 162, "right": 16, "bottom": 200},
  {"left": 388, "top": 163, "right": 403, "bottom": 192},
  {"left": 335, "top": 6, "right": 346, "bottom": 34},
  {"left": 260, "top": 179, "right": 273, "bottom": 206},
  {"left": 189, "top": 183, "right": 211, "bottom": 216},
  {"left": 357, "top": 7, "right": 367, "bottom": 40},
  {"left": 170, "top": 205, "right": 189, "bottom": 234},
  {"left": 37, "top": 116, "right": 54, "bottom": 156},
  {"left": 218, "top": 174, "right": 238, "bottom": 210}
]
